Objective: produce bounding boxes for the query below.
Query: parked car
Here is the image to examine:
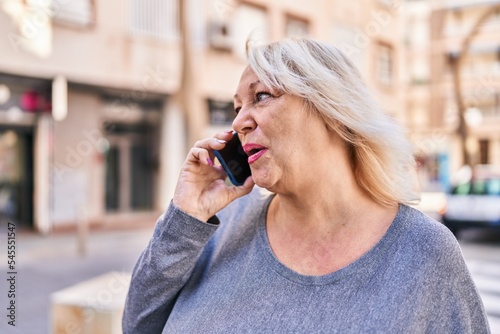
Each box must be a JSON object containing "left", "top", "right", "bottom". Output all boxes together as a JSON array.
[{"left": 440, "top": 178, "right": 500, "bottom": 236}]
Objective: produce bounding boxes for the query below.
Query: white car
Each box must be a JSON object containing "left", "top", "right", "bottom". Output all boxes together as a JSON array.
[{"left": 441, "top": 178, "right": 500, "bottom": 236}]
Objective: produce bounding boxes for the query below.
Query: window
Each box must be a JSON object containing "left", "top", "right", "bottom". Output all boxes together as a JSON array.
[
  {"left": 127, "top": 0, "right": 179, "bottom": 42},
  {"left": 331, "top": 24, "right": 363, "bottom": 72},
  {"left": 105, "top": 146, "right": 120, "bottom": 210},
  {"left": 285, "top": 15, "right": 309, "bottom": 37},
  {"left": 231, "top": 3, "right": 269, "bottom": 56},
  {"left": 376, "top": 43, "right": 393, "bottom": 86},
  {"left": 208, "top": 21, "right": 232, "bottom": 51},
  {"left": 208, "top": 99, "right": 234, "bottom": 125},
  {"left": 479, "top": 139, "right": 489, "bottom": 165},
  {"left": 127, "top": 0, "right": 205, "bottom": 44},
  {"left": 378, "top": 0, "right": 398, "bottom": 8},
  {"left": 25, "top": 0, "right": 94, "bottom": 27},
  {"left": 51, "top": 0, "right": 95, "bottom": 27}
]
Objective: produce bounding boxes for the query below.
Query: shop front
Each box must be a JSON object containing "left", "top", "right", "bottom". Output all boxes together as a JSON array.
[{"left": 0, "top": 73, "right": 52, "bottom": 229}]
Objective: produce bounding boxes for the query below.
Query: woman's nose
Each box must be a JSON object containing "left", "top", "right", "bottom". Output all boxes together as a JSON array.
[{"left": 232, "top": 108, "right": 256, "bottom": 134}]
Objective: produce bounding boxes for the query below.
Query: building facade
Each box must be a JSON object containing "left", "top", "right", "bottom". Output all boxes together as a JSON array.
[
  {"left": 425, "top": 0, "right": 500, "bottom": 189},
  {"left": 403, "top": 0, "right": 440, "bottom": 191},
  {"left": 0, "top": 0, "right": 406, "bottom": 233}
]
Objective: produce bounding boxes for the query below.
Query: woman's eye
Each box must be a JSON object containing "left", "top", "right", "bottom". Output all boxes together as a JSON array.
[
  {"left": 234, "top": 107, "right": 241, "bottom": 115},
  {"left": 255, "top": 92, "right": 272, "bottom": 102}
]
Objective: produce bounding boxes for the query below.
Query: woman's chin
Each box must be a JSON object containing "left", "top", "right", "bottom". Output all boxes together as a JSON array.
[{"left": 251, "top": 173, "right": 276, "bottom": 191}]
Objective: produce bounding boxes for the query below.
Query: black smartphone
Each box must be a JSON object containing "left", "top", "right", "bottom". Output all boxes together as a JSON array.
[{"left": 213, "top": 132, "right": 252, "bottom": 186}]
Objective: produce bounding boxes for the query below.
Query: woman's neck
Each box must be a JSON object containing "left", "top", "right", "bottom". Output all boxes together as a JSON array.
[{"left": 265, "top": 153, "right": 398, "bottom": 275}]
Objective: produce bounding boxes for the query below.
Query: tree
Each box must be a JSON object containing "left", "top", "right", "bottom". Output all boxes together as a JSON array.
[
  {"left": 177, "top": 0, "right": 192, "bottom": 148},
  {"left": 450, "top": 4, "right": 500, "bottom": 166}
]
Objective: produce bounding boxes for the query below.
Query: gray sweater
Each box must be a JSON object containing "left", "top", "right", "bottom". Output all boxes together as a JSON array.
[{"left": 122, "top": 188, "right": 490, "bottom": 333}]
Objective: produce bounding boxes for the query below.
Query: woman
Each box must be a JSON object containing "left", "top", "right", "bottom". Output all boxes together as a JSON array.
[{"left": 123, "top": 38, "right": 489, "bottom": 333}]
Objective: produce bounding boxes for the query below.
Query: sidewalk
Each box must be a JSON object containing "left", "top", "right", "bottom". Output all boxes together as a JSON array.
[{"left": 0, "top": 222, "right": 155, "bottom": 334}]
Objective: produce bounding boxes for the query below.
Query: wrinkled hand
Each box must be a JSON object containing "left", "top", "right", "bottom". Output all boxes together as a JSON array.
[{"left": 173, "top": 131, "right": 254, "bottom": 222}]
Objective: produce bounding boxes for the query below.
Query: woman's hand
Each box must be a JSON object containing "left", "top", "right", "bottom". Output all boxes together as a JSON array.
[{"left": 173, "top": 131, "right": 255, "bottom": 222}]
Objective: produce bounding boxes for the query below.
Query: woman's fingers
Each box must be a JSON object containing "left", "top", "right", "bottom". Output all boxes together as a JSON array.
[
  {"left": 187, "top": 138, "right": 225, "bottom": 164},
  {"left": 214, "top": 130, "right": 235, "bottom": 141},
  {"left": 186, "top": 131, "right": 234, "bottom": 165},
  {"left": 187, "top": 147, "right": 212, "bottom": 166},
  {"left": 228, "top": 176, "right": 255, "bottom": 201},
  {"left": 193, "top": 137, "right": 227, "bottom": 150},
  {"left": 173, "top": 131, "right": 250, "bottom": 221}
]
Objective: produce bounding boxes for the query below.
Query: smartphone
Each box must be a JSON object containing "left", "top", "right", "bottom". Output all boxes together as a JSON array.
[{"left": 214, "top": 132, "right": 252, "bottom": 186}]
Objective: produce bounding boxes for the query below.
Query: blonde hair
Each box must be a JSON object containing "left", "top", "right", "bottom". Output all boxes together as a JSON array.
[{"left": 246, "top": 37, "right": 419, "bottom": 206}]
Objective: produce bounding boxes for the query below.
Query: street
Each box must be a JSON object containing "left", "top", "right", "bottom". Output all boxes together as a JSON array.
[
  {"left": 0, "top": 223, "right": 499, "bottom": 333},
  {"left": 458, "top": 228, "right": 500, "bottom": 333},
  {"left": 0, "top": 224, "right": 154, "bottom": 334}
]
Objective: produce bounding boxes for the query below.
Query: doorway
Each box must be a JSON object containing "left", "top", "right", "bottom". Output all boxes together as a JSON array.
[
  {"left": 104, "top": 122, "right": 158, "bottom": 213},
  {"left": 0, "top": 127, "right": 34, "bottom": 227}
]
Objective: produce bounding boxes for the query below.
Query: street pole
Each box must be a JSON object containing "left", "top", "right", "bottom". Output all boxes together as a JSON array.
[
  {"left": 450, "top": 52, "right": 470, "bottom": 167},
  {"left": 177, "top": 0, "right": 201, "bottom": 148}
]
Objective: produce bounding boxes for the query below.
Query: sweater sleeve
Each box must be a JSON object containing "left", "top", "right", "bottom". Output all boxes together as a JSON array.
[
  {"left": 443, "top": 258, "right": 491, "bottom": 333},
  {"left": 122, "top": 202, "right": 219, "bottom": 334},
  {"left": 424, "top": 231, "right": 491, "bottom": 334}
]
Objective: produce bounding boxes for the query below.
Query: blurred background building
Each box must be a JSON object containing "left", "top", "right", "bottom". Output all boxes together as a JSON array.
[
  {"left": 405, "top": 0, "right": 500, "bottom": 191},
  {"left": 432, "top": 0, "right": 500, "bottom": 186},
  {"left": 0, "top": 0, "right": 498, "bottom": 234}
]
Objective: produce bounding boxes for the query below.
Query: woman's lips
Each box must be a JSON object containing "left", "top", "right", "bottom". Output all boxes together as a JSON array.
[
  {"left": 248, "top": 148, "right": 268, "bottom": 164},
  {"left": 243, "top": 143, "right": 268, "bottom": 165}
]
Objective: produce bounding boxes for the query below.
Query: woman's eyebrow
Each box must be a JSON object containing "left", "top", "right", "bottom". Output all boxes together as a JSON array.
[
  {"left": 233, "top": 80, "right": 261, "bottom": 100},
  {"left": 249, "top": 80, "right": 260, "bottom": 89}
]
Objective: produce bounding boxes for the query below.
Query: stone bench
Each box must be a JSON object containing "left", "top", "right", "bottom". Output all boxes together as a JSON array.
[{"left": 51, "top": 271, "right": 131, "bottom": 334}]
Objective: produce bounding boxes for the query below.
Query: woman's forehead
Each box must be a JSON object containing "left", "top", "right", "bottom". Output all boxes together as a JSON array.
[
  {"left": 234, "top": 68, "right": 261, "bottom": 99},
  {"left": 239, "top": 67, "right": 258, "bottom": 86}
]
